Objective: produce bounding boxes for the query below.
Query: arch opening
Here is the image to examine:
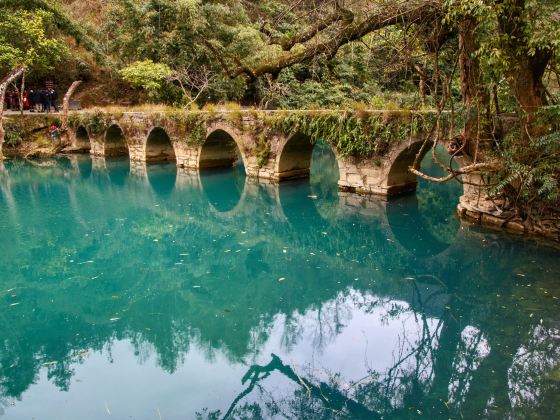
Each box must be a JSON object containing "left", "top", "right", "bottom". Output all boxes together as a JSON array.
[
  {"left": 199, "top": 129, "right": 245, "bottom": 172},
  {"left": 75, "top": 126, "right": 91, "bottom": 151},
  {"left": 278, "top": 139, "right": 340, "bottom": 227},
  {"left": 105, "top": 125, "right": 129, "bottom": 157},
  {"left": 277, "top": 133, "right": 315, "bottom": 181},
  {"left": 146, "top": 127, "right": 176, "bottom": 163},
  {"left": 386, "top": 142, "right": 428, "bottom": 195},
  {"left": 199, "top": 129, "right": 246, "bottom": 213}
]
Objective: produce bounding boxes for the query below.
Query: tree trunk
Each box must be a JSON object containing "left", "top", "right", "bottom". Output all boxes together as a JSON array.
[
  {"left": 496, "top": 0, "right": 551, "bottom": 137},
  {"left": 458, "top": 17, "right": 491, "bottom": 156},
  {"left": 19, "top": 71, "right": 25, "bottom": 116},
  {"left": 0, "top": 67, "right": 25, "bottom": 159}
]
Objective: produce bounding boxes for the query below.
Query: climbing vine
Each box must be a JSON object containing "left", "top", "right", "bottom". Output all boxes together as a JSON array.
[
  {"left": 255, "top": 133, "right": 271, "bottom": 168},
  {"left": 268, "top": 111, "right": 438, "bottom": 157},
  {"left": 167, "top": 111, "right": 208, "bottom": 146},
  {"left": 68, "top": 109, "right": 110, "bottom": 135}
]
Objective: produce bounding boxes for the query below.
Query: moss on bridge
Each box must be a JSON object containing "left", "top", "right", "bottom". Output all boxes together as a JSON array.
[{"left": 63, "top": 107, "right": 441, "bottom": 159}]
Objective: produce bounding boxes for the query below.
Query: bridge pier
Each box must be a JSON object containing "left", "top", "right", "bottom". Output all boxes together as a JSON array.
[{"left": 337, "top": 139, "right": 426, "bottom": 196}]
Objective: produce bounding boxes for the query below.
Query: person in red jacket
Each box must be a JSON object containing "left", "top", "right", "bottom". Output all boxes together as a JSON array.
[{"left": 49, "top": 124, "right": 60, "bottom": 143}]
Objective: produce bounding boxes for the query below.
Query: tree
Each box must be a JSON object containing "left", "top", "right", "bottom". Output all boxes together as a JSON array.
[
  {"left": 119, "top": 60, "right": 173, "bottom": 99},
  {"left": 0, "top": 9, "right": 69, "bottom": 76},
  {"left": 0, "top": 66, "right": 25, "bottom": 158}
]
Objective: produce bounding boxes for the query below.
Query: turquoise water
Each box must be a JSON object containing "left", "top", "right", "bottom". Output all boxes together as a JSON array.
[{"left": 1, "top": 145, "right": 560, "bottom": 419}]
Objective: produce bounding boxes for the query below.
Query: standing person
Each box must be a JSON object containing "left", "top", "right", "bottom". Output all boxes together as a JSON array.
[
  {"left": 49, "top": 89, "right": 59, "bottom": 112},
  {"left": 23, "top": 90, "right": 29, "bottom": 111},
  {"left": 28, "top": 89, "right": 35, "bottom": 112},
  {"left": 7, "top": 92, "right": 14, "bottom": 110},
  {"left": 41, "top": 89, "right": 50, "bottom": 113},
  {"left": 12, "top": 92, "right": 19, "bottom": 111},
  {"left": 33, "top": 89, "right": 41, "bottom": 112},
  {"left": 38, "top": 89, "right": 45, "bottom": 112}
]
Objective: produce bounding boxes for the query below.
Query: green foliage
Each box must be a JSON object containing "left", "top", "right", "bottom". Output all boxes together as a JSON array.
[
  {"left": 0, "top": 9, "right": 68, "bottom": 74},
  {"left": 0, "top": 0, "right": 101, "bottom": 61},
  {"left": 270, "top": 111, "right": 436, "bottom": 157},
  {"left": 119, "top": 60, "right": 173, "bottom": 98},
  {"left": 4, "top": 128, "right": 23, "bottom": 147},
  {"left": 167, "top": 111, "right": 207, "bottom": 145},
  {"left": 68, "top": 109, "right": 109, "bottom": 135},
  {"left": 255, "top": 134, "right": 271, "bottom": 168},
  {"left": 492, "top": 106, "right": 560, "bottom": 212}
]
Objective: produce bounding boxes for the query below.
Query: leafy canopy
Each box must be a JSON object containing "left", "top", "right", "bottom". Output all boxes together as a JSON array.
[
  {"left": 119, "top": 60, "right": 173, "bottom": 97},
  {"left": 0, "top": 9, "right": 68, "bottom": 74}
]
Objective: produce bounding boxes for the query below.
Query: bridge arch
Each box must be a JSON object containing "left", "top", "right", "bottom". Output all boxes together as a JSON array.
[
  {"left": 275, "top": 133, "right": 342, "bottom": 182},
  {"left": 104, "top": 124, "right": 129, "bottom": 157},
  {"left": 74, "top": 126, "right": 91, "bottom": 151},
  {"left": 145, "top": 127, "right": 176, "bottom": 163},
  {"left": 198, "top": 127, "right": 247, "bottom": 172},
  {"left": 276, "top": 132, "right": 314, "bottom": 181},
  {"left": 384, "top": 139, "right": 430, "bottom": 195}
]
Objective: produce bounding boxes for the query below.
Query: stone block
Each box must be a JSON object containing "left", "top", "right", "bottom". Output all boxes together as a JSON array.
[{"left": 347, "top": 174, "right": 363, "bottom": 185}]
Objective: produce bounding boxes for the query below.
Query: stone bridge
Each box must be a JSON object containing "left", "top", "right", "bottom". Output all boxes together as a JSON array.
[{"left": 66, "top": 109, "right": 437, "bottom": 197}]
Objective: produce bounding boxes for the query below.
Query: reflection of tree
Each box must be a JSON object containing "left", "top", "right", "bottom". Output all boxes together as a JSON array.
[
  {"left": 214, "top": 354, "right": 381, "bottom": 420},
  {"left": 201, "top": 273, "right": 560, "bottom": 419},
  {"left": 1, "top": 159, "right": 560, "bottom": 418}
]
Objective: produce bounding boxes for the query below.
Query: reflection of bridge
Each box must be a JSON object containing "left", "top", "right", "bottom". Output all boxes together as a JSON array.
[
  {"left": 63, "top": 110, "right": 438, "bottom": 197},
  {"left": 38, "top": 155, "right": 463, "bottom": 263}
]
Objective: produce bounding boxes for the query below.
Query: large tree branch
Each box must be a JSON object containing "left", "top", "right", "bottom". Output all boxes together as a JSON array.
[
  {"left": 231, "top": 2, "right": 442, "bottom": 79},
  {"left": 262, "top": 1, "right": 355, "bottom": 51}
]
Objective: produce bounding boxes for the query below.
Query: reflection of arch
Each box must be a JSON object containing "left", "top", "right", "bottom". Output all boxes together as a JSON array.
[
  {"left": 147, "top": 162, "right": 177, "bottom": 197},
  {"left": 198, "top": 128, "right": 246, "bottom": 171},
  {"left": 385, "top": 143, "right": 463, "bottom": 258},
  {"left": 310, "top": 141, "right": 341, "bottom": 221},
  {"left": 74, "top": 154, "right": 92, "bottom": 178},
  {"left": 200, "top": 165, "right": 246, "bottom": 214},
  {"left": 106, "top": 158, "right": 130, "bottom": 187},
  {"left": 279, "top": 180, "right": 329, "bottom": 231},
  {"left": 145, "top": 127, "right": 176, "bottom": 163},
  {"left": 74, "top": 126, "right": 91, "bottom": 151},
  {"left": 385, "top": 140, "right": 431, "bottom": 195},
  {"left": 276, "top": 133, "right": 315, "bottom": 180},
  {"left": 104, "top": 124, "right": 129, "bottom": 157},
  {"left": 385, "top": 195, "right": 456, "bottom": 258}
]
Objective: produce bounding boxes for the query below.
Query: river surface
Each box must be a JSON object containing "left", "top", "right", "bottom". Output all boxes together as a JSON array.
[{"left": 0, "top": 145, "right": 559, "bottom": 419}]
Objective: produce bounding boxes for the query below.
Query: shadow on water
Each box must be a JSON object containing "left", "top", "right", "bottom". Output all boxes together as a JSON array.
[
  {"left": 386, "top": 145, "right": 462, "bottom": 258},
  {"left": 147, "top": 162, "right": 177, "bottom": 197},
  {"left": 200, "top": 162, "right": 246, "bottom": 213}
]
